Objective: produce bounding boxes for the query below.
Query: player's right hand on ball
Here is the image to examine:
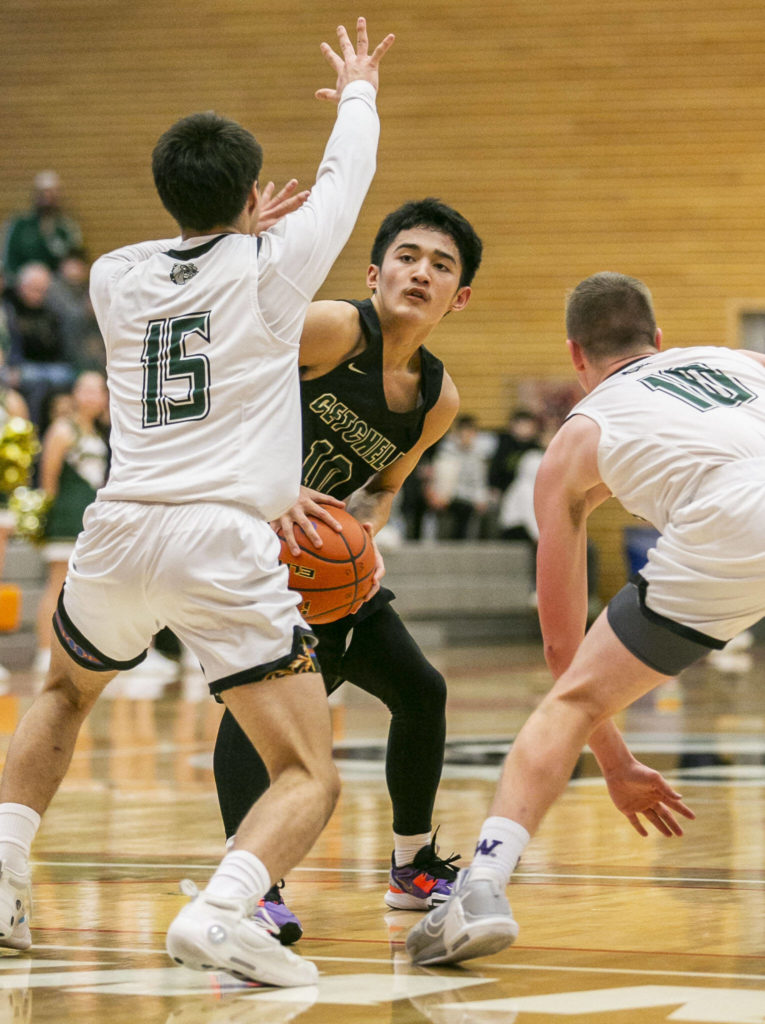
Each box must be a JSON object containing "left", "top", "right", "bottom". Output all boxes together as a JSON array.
[{"left": 273, "top": 485, "right": 345, "bottom": 556}]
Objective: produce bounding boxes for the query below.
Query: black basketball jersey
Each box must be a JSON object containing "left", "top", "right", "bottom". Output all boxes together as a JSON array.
[{"left": 300, "top": 298, "right": 445, "bottom": 500}]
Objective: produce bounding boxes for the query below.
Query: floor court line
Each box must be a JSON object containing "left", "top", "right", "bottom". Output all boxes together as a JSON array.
[
  {"left": 29, "top": 945, "right": 765, "bottom": 983},
  {"left": 29, "top": 860, "right": 765, "bottom": 887}
]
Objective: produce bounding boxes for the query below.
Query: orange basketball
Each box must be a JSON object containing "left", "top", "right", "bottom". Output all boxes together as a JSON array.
[{"left": 277, "top": 507, "right": 376, "bottom": 624}]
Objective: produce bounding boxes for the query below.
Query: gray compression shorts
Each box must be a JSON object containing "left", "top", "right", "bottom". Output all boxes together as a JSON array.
[{"left": 606, "top": 574, "right": 725, "bottom": 676}]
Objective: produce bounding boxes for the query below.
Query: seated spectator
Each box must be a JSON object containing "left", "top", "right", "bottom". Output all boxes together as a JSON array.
[
  {"left": 45, "top": 252, "right": 105, "bottom": 372},
  {"left": 1, "top": 171, "right": 84, "bottom": 281},
  {"left": 3, "top": 262, "right": 76, "bottom": 428},
  {"left": 0, "top": 383, "right": 31, "bottom": 683},
  {"left": 427, "top": 414, "right": 490, "bottom": 539},
  {"left": 488, "top": 407, "right": 544, "bottom": 503}
]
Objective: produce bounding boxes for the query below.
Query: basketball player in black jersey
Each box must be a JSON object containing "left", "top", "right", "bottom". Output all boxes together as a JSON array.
[{"left": 214, "top": 198, "right": 483, "bottom": 942}]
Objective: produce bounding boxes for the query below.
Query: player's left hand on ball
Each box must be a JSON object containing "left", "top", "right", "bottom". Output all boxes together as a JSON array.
[
  {"left": 273, "top": 486, "right": 345, "bottom": 556},
  {"left": 605, "top": 760, "right": 695, "bottom": 838},
  {"left": 255, "top": 179, "right": 311, "bottom": 235}
]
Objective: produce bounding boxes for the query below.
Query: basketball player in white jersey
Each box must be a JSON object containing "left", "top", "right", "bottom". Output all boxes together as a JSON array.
[
  {"left": 0, "top": 17, "right": 394, "bottom": 988},
  {"left": 408, "top": 270, "right": 765, "bottom": 965}
]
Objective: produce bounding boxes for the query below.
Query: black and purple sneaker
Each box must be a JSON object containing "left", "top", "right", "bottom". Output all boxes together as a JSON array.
[
  {"left": 253, "top": 880, "right": 303, "bottom": 945},
  {"left": 383, "top": 832, "right": 461, "bottom": 911}
]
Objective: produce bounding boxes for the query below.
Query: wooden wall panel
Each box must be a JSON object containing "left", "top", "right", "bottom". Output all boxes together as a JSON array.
[{"left": 3, "top": 0, "right": 765, "bottom": 596}]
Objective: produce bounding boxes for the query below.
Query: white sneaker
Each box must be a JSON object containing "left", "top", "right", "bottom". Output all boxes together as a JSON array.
[
  {"left": 166, "top": 881, "right": 318, "bottom": 988},
  {"left": 406, "top": 867, "right": 518, "bottom": 966},
  {"left": 0, "top": 861, "right": 31, "bottom": 950}
]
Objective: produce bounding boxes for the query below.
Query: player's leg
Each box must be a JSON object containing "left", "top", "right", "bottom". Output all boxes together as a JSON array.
[
  {"left": 0, "top": 637, "right": 119, "bottom": 813},
  {"left": 213, "top": 710, "right": 305, "bottom": 944},
  {"left": 210, "top": 618, "right": 354, "bottom": 944},
  {"left": 406, "top": 606, "right": 675, "bottom": 966},
  {"left": 221, "top": 672, "right": 339, "bottom": 875},
  {"left": 167, "top": 655, "right": 338, "bottom": 987},
  {"left": 0, "top": 590, "right": 145, "bottom": 950},
  {"left": 339, "top": 604, "right": 456, "bottom": 909},
  {"left": 164, "top": 507, "right": 338, "bottom": 986},
  {"left": 214, "top": 709, "right": 271, "bottom": 841}
]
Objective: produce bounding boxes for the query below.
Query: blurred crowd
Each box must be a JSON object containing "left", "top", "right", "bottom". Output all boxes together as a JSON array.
[
  {"left": 0, "top": 171, "right": 104, "bottom": 435},
  {"left": 397, "top": 407, "right": 551, "bottom": 546}
]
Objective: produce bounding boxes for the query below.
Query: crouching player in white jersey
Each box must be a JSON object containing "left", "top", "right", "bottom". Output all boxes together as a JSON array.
[
  {"left": 0, "top": 18, "right": 394, "bottom": 988},
  {"left": 407, "top": 270, "right": 765, "bottom": 965}
]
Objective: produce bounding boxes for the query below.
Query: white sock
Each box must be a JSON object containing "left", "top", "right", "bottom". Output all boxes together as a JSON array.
[
  {"left": 0, "top": 803, "right": 40, "bottom": 875},
  {"left": 394, "top": 831, "right": 431, "bottom": 867},
  {"left": 470, "top": 816, "right": 529, "bottom": 886},
  {"left": 204, "top": 850, "right": 270, "bottom": 902}
]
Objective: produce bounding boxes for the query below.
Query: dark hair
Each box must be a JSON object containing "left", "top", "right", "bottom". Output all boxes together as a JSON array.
[
  {"left": 456, "top": 413, "right": 478, "bottom": 430},
  {"left": 152, "top": 112, "right": 263, "bottom": 232},
  {"left": 370, "top": 198, "right": 483, "bottom": 288},
  {"left": 565, "top": 272, "right": 657, "bottom": 360}
]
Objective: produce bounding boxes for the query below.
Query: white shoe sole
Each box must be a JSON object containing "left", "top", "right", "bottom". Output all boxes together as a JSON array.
[
  {"left": 0, "top": 873, "right": 31, "bottom": 950},
  {"left": 384, "top": 888, "right": 449, "bottom": 911},
  {"left": 166, "top": 912, "right": 317, "bottom": 987},
  {"left": 408, "top": 914, "right": 519, "bottom": 965}
]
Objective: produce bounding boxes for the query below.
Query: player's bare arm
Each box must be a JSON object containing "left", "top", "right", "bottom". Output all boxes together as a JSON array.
[
  {"left": 315, "top": 17, "right": 395, "bottom": 103},
  {"left": 299, "top": 301, "right": 366, "bottom": 379},
  {"left": 346, "top": 371, "right": 460, "bottom": 534},
  {"left": 5, "top": 390, "right": 29, "bottom": 421},
  {"left": 534, "top": 413, "right": 605, "bottom": 678},
  {"left": 39, "top": 419, "right": 77, "bottom": 500}
]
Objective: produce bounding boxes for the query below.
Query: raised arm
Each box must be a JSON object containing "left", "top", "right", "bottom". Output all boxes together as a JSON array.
[{"left": 259, "top": 19, "right": 394, "bottom": 341}]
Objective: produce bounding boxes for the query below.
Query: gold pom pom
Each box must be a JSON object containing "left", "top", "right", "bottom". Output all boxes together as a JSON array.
[
  {"left": 8, "top": 487, "right": 51, "bottom": 544},
  {"left": 0, "top": 417, "right": 40, "bottom": 496}
]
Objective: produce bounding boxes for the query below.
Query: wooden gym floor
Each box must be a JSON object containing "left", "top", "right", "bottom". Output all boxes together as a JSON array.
[{"left": 0, "top": 637, "right": 761, "bottom": 1023}]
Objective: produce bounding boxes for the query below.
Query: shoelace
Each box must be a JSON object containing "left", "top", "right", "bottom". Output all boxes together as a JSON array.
[
  {"left": 262, "top": 879, "right": 286, "bottom": 904},
  {"left": 420, "top": 827, "right": 461, "bottom": 880}
]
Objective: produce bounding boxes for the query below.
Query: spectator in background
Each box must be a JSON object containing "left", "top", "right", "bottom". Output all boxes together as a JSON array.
[
  {"left": 0, "top": 267, "right": 12, "bottom": 364},
  {"left": 0, "top": 383, "right": 31, "bottom": 683},
  {"left": 3, "top": 262, "right": 76, "bottom": 428},
  {"left": 497, "top": 445, "right": 545, "bottom": 599},
  {"left": 45, "top": 252, "right": 105, "bottom": 372},
  {"left": 427, "top": 413, "right": 490, "bottom": 539},
  {"left": 1, "top": 171, "right": 84, "bottom": 281},
  {"left": 33, "top": 371, "right": 109, "bottom": 676},
  {"left": 488, "top": 408, "right": 544, "bottom": 504},
  {"left": 400, "top": 443, "right": 437, "bottom": 540}
]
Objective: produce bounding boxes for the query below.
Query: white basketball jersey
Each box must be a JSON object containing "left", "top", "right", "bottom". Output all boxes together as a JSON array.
[
  {"left": 570, "top": 346, "right": 765, "bottom": 530},
  {"left": 90, "top": 81, "right": 379, "bottom": 522}
]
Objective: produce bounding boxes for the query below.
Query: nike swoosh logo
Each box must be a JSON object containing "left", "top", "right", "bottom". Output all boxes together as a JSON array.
[{"left": 348, "top": 362, "right": 366, "bottom": 375}]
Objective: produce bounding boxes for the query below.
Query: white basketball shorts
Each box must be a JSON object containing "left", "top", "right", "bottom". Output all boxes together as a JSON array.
[
  {"left": 641, "top": 461, "right": 765, "bottom": 643},
  {"left": 56, "top": 500, "right": 316, "bottom": 692}
]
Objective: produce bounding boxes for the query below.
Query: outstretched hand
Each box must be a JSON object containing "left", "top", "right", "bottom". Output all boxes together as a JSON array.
[
  {"left": 316, "top": 16, "right": 395, "bottom": 102},
  {"left": 255, "top": 179, "right": 311, "bottom": 235},
  {"left": 604, "top": 759, "right": 696, "bottom": 837}
]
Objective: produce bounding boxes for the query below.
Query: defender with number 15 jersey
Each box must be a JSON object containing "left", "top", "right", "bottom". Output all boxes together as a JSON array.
[{"left": 91, "top": 81, "right": 380, "bottom": 524}]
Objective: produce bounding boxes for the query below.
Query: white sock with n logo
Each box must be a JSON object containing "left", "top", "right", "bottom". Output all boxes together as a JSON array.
[{"left": 470, "top": 816, "right": 530, "bottom": 887}]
